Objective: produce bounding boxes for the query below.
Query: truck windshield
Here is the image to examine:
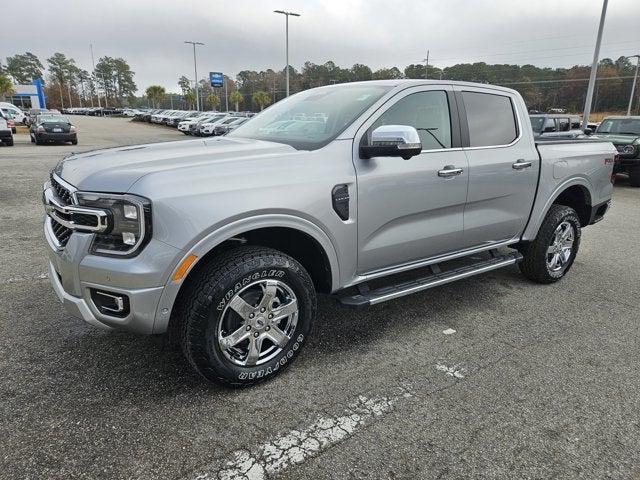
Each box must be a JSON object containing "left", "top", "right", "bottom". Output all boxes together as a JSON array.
[
  {"left": 227, "top": 84, "right": 392, "bottom": 150},
  {"left": 596, "top": 118, "right": 640, "bottom": 135}
]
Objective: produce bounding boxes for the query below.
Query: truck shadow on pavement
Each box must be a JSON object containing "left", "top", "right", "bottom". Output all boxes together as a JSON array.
[{"left": 33, "top": 265, "right": 531, "bottom": 400}]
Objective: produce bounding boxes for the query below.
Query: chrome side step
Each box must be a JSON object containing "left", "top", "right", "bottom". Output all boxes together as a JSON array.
[{"left": 338, "top": 250, "right": 523, "bottom": 307}]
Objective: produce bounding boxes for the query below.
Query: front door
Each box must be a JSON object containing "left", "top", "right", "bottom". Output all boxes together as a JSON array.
[{"left": 353, "top": 86, "right": 469, "bottom": 274}]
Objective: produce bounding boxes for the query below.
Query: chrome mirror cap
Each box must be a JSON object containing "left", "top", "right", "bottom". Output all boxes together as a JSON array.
[{"left": 361, "top": 125, "right": 422, "bottom": 160}]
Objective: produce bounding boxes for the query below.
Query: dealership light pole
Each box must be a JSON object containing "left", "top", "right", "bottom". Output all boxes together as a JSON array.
[
  {"left": 626, "top": 55, "right": 640, "bottom": 116},
  {"left": 582, "top": 0, "right": 608, "bottom": 130},
  {"left": 185, "top": 41, "right": 204, "bottom": 111},
  {"left": 423, "top": 50, "right": 430, "bottom": 79},
  {"left": 274, "top": 10, "right": 300, "bottom": 97}
]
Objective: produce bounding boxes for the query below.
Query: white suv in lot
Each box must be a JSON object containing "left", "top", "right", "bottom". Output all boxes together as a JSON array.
[
  {"left": 0, "top": 111, "right": 14, "bottom": 146},
  {"left": 0, "top": 102, "right": 26, "bottom": 124}
]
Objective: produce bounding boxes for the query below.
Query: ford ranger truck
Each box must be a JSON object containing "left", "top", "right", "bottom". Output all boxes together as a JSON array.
[
  {"left": 594, "top": 116, "right": 640, "bottom": 186},
  {"left": 42, "top": 80, "right": 615, "bottom": 386}
]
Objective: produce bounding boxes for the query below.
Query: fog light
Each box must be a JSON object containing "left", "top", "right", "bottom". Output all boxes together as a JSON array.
[{"left": 122, "top": 232, "right": 136, "bottom": 245}]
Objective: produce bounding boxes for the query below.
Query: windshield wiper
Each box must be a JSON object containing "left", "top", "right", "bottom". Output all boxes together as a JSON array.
[
  {"left": 417, "top": 127, "right": 446, "bottom": 149},
  {"left": 617, "top": 132, "right": 640, "bottom": 135}
]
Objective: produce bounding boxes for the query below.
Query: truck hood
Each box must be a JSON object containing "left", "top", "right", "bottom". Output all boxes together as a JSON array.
[
  {"left": 593, "top": 133, "right": 640, "bottom": 145},
  {"left": 54, "top": 137, "right": 297, "bottom": 192}
]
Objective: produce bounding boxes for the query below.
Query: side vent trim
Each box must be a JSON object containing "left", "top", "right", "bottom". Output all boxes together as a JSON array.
[{"left": 332, "top": 184, "right": 350, "bottom": 221}]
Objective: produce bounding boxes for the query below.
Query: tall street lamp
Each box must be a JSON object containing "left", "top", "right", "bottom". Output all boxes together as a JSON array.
[
  {"left": 274, "top": 10, "right": 300, "bottom": 97},
  {"left": 581, "top": 0, "right": 608, "bottom": 130},
  {"left": 626, "top": 55, "right": 640, "bottom": 116},
  {"left": 185, "top": 41, "right": 205, "bottom": 110}
]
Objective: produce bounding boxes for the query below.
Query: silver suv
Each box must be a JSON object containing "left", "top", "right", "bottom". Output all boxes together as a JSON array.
[{"left": 43, "top": 80, "right": 615, "bottom": 386}]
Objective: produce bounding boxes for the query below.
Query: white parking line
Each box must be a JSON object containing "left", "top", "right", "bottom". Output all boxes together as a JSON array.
[
  {"left": 435, "top": 363, "right": 466, "bottom": 379},
  {"left": 4, "top": 272, "right": 48, "bottom": 285},
  {"left": 190, "top": 388, "right": 413, "bottom": 480}
]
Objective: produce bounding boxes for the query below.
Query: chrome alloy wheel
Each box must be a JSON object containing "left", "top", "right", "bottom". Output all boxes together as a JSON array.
[
  {"left": 217, "top": 279, "right": 299, "bottom": 367},
  {"left": 546, "top": 221, "right": 575, "bottom": 273}
]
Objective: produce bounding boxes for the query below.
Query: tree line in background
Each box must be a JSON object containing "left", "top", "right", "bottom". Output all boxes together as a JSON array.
[
  {"left": 1, "top": 50, "right": 638, "bottom": 115},
  {"left": 0, "top": 51, "right": 136, "bottom": 110}
]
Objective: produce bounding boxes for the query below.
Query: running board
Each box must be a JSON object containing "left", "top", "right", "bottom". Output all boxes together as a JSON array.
[{"left": 339, "top": 250, "right": 523, "bottom": 307}]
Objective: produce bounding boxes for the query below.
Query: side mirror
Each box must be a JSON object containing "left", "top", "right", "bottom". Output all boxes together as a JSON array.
[
  {"left": 584, "top": 128, "right": 593, "bottom": 136},
  {"left": 361, "top": 125, "right": 422, "bottom": 160}
]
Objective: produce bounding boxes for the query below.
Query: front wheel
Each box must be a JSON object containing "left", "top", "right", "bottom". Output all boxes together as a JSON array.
[
  {"left": 178, "top": 246, "right": 316, "bottom": 387},
  {"left": 518, "top": 204, "right": 581, "bottom": 284}
]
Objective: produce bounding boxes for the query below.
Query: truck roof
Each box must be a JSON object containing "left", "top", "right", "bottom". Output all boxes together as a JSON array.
[{"left": 314, "top": 79, "right": 521, "bottom": 96}]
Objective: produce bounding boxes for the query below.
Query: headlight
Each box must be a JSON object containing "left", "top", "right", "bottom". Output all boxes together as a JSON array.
[
  {"left": 622, "top": 145, "right": 636, "bottom": 155},
  {"left": 76, "top": 192, "right": 151, "bottom": 257}
]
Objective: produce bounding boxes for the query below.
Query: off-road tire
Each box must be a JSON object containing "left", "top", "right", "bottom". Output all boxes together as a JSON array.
[
  {"left": 177, "top": 246, "right": 316, "bottom": 387},
  {"left": 629, "top": 166, "right": 640, "bottom": 187},
  {"left": 518, "top": 204, "right": 581, "bottom": 284}
]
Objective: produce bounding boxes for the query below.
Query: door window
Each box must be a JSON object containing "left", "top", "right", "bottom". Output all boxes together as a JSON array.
[
  {"left": 462, "top": 91, "right": 518, "bottom": 146},
  {"left": 371, "top": 91, "right": 452, "bottom": 150},
  {"left": 558, "top": 118, "right": 570, "bottom": 131},
  {"left": 543, "top": 118, "right": 557, "bottom": 133}
]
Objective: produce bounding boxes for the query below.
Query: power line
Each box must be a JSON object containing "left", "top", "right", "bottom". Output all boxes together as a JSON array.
[{"left": 498, "top": 75, "right": 637, "bottom": 86}]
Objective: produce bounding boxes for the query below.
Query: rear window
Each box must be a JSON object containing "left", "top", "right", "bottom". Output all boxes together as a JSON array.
[{"left": 462, "top": 91, "right": 518, "bottom": 147}]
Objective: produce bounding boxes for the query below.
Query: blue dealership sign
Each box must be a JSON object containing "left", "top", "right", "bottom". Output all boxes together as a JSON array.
[{"left": 209, "top": 72, "right": 224, "bottom": 88}]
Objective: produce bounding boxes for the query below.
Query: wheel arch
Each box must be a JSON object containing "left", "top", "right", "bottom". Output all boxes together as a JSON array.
[
  {"left": 152, "top": 214, "right": 340, "bottom": 334},
  {"left": 522, "top": 178, "right": 593, "bottom": 241}
]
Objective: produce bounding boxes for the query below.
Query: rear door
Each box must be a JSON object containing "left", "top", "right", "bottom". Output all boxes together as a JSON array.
[
  {"left": 454, "top": 86, "right": 539, "bottom": 247},
  {"left": 353, "top": 85, "right": 469, "bottom": 273}
]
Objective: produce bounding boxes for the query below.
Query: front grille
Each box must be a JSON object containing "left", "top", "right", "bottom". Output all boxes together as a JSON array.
[
  {"left": 50, "top": 174, "right": 74, "bottom": 205},
  {"left": 49, "top": 174, "right": 76, "bottom": 247},
  {"left": 50, "top": 217, "right": 72, "bottom": 246}
]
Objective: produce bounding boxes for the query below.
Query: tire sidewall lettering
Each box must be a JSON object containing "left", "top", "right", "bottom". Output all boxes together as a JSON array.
[
  {"left": 216, "top": 269, "right": 286, "bottom": 311},
  {"left": 236, "top": 334, "right": 305, "bottom": 380}
]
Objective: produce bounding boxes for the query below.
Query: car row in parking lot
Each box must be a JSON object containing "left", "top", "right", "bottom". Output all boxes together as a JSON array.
[{"left": 132, "top": 108, "right": 253, "bottom": 136}]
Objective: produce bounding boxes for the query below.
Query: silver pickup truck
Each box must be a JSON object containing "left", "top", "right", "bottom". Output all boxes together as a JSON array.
[{"left": 43, "top": 80, "right": 615, "bottom": 386}]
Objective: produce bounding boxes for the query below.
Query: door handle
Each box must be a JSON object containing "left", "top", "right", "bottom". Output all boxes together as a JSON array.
[
  {"left": 438, "top": 165, "right": 464, "bottom": 177},
  {"left": 512, "top": 159, "right": 532, "bottom": 170}
]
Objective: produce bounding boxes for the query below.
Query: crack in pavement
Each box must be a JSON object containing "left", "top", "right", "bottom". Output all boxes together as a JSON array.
[{"left": 188, "top": 388, "right": 414, "bottom": 480}]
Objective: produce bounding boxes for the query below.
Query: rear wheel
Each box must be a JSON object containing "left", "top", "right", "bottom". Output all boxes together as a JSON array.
[
  {"left": 177, "top": 246, "right": 316, "bottom": 387},
  {"left": 71, "top": 139, "right": 78, "bottom": 145},
  {"left": 629, "top": 166, "right": 640, "bottom": 187},
  {"left": 5, "top": 137, "right": 13, "bottom": 146},
  {"left": 518, "top": 204, "right": 581, "bottom": 284}
]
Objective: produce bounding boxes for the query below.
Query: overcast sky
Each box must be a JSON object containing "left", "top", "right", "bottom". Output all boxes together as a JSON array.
[{"left": 3, "top": 0, "right": 640, "bottom": 92}]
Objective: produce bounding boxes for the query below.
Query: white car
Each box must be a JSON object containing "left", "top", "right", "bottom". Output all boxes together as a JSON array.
[
  {"left": 0, "top": 102, "right": 27, "bottom": 124},
  {"left": 200, "top": 116, "right": 240, "bottom": 136},
  {"left": 0, "top": 111, "right": 14, "bottom": 146},
  {"left": 178, "top": 114, "right": 225, "bottom": 135}
]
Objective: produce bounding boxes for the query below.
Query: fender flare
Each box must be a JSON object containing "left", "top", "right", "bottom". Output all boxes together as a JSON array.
[
  {"left": 522, "top": 176, "right": 593, "bottom": 241},
  {"left": 151, "top": 214, "right": 341, "bottom": 333}
]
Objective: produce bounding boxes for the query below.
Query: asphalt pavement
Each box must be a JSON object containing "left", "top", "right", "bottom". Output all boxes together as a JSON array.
[{"left": 0, "top": 116, "right": 638, "bottom": 480}]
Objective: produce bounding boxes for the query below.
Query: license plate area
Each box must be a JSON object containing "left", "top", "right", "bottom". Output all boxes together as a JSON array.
[{"left": 53, "top": 128, "right": 62, "bottom": 133}]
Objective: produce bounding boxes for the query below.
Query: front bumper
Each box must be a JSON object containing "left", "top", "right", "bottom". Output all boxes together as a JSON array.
[{"left": 44, "top": 216, "right": 181, "bottom": 334}]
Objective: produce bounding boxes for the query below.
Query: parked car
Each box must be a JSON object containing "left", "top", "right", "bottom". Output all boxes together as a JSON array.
[
  {"left": 0, "top": 102, "right": 27, "bottom": 124},
  {"left": 43, "top": 80, "right": 615, "bottom": 386},
  {"left": 3, "top": 111, "right": 16, "bottom": 133},
  {"left": 30, "top": 114, "right": 78, "bottom": 145},
  {"left": 200, "top": 115, "right": 241, "bottom": 136},
  {"left": 594, "top": 116, "right": 640, "bottom": 186},
  {"left": 530, "top": 114, "right": 584, "bottom": 139},
  {"left": 27, "top": 108, "right": 51, "bottom": 126},
  {"left": 213, "top": 116, "right": 249, "bottom": 135},
  {"left": 190, "top": 114, "right": 229, "bottom": 136},
  {"left": 178, "top": 113, "right": 220, "bottom": 135},
  {"left": 0, "top": 110, "right": 14, "bottom": 146}
]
